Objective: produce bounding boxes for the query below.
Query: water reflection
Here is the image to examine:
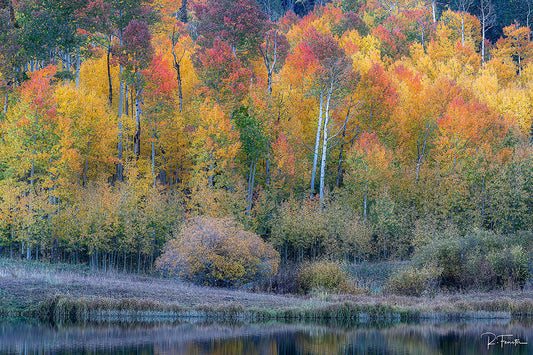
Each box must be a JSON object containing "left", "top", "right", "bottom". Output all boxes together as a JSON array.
[{"left": 0, "top": 319, "right": 532, "bottom": 354}]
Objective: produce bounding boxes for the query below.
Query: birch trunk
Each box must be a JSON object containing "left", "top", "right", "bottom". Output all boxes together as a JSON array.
[
  {"left": 319, "top": 86, "right": 333, "bottom": 203},
  {"left": 310, "top": 90, "right": 324, "bottom": 193}
]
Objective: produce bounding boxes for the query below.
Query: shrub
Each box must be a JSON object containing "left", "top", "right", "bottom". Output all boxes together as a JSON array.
[
  {"left": 296, "top": 260, "right": 355, "bottom": 294},
  {"left": 386, "top": 265, "right": 441, "bottom": 296},
  {"left": 413, "top": 229, "right": 531, "bottom": 290},
  {"left": 156, "top": 216, "right": 279, "bottom": 287},
  {"left": 265, "top": 262, "right": 300, "bottom": 294},
  {"left": 488, "top": 245, "right": 530, "bottom": 287}
]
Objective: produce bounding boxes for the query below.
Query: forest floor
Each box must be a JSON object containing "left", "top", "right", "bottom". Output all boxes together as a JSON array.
[{"left": 1, "top": 258, "right": 533, "bottom": 323}]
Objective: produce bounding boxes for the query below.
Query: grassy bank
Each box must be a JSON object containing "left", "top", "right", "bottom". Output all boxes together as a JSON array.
[{"left": 1, "top": 258, "right": 533, "bottom": 324}]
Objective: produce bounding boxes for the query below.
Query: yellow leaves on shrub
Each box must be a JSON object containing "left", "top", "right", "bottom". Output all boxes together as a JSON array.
[{"left": 156, "top": 216, "right": 280, "bottom": 287}]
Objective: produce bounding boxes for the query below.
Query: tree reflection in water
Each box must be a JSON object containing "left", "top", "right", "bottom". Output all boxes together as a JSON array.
[{"left": 0, "top": 319, "right": 531, "bottom": 354}]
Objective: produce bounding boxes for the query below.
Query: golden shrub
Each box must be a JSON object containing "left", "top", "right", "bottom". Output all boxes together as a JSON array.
[
  {"left": 296, "top": 260, "right": 354, "bottom": 294},
  {"left": 156, "top": 216, "right": 279, "bottom": 287}
]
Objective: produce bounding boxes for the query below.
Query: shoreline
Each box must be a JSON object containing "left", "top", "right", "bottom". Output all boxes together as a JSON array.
[{"left": 1, "top": 259, "right": 532, "bottom": 324}]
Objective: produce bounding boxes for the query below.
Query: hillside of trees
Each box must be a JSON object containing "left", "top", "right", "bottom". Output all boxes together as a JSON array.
[{"left": 0, "top": 0, "right": 533, "bottom": 274}]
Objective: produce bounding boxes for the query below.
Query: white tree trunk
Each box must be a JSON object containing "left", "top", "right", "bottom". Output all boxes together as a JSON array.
[
  {"left": 311, "top": 90, "right": 324, "bottom": 193},
  {"left": 461, "top": 14, "right": 466, "bottom": 47},
  {"left": 319, "top": 86, "right": 333, "bottom": 203}
]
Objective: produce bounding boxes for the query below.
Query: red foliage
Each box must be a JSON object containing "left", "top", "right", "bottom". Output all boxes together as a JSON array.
[
  {"left": 194, "top": 37, "right": 252, "bottom": 101},
  {"left": 194, "top": 0, "right": 269, "bottom": 55}
]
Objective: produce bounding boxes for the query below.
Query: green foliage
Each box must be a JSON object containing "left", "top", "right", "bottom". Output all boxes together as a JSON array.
[
  {"left": 488, "top": 245, "right": 530, "bottom": 287},
  {"left": 232, "top": 106, "right": 269, "bottom": 163},
  {"left": 271, "top": 196, "right": 369, "bottom": 262},
  {"left": 156, "top": 216, "right": 279, "bottom": 287},
  {"left": 413, "top": 230, "right": 532, "bottom": 290}
]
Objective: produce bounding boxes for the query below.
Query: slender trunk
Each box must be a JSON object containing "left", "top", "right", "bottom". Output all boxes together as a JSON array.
[
  {"left": 152, "top": 123, "right": 156, "bottom": 187},
  {"left": 461, "top": 14, "right": 465, "bottom": 47},
  {"left": 267, "top": 71, "right": 273, "bottom": 95},
  {"left": 131, "top": 88, "right": 134, "bottom": 118},
  {"left": 363, "top": 174, "right": 368, "bottom": 219},
  {"left": 319, "top": 86, "right": 333, "bottom": 203},
  {"left": 311, "top": 90, "right": 324, "bottom": 193},
  {"left": 107, "top": 45, "right": 113, "bottom": 107},
  {"left": 75, "top": 41, "right": 81, "bottom": 87},
  {"left": 10, "top": 225, "right": 14, "bottom": 259},
  {"left": 4, "top": 92, "right": 8, "bottom": 113},
  {"left": 208, "top": 150, "right": 214, "bottom": 187},
  {"left": 134, "top": 88, "right": 142, "bottom": 158},
  {"left": 8, "top": 0, "right": 15, "bottom": 26},
  {"left": 431, "top": 1, "right": 436, "bottom": 23},
  {"left": 481, "top": 24, "right": 485, "bottom": 64},
  {"left": 137, "top": 245, "right": 141, "bottom": 274},
  {"left": 336, "top": 104, "right": 352, "bottom": 188},
  {"left": 125, "top": 85, "right": 129, "bottom": 117},
  {"left": 176, "top": 62, "right": 183, "bottom": 113},
  {"left": 265, "top": 155, "right": 270, "bottom": 185},
  {"left": 481, "top": 176, "right": 486, "bottom": 220},
  {"left": 117, "top": 59, "right": 124, "bottom": 181},
  {"left": 481, "top": 2, "right": 487, "bottom": 64},
  {"left": 247, "top": 157, "right": 257, "bottom": 214},
  {"left": 172, "top": 25, "right": 184, "bottom": 113},
  {"left": 179, "top": 0, "right": 188, "bottom": 22},
  {"left": 415, "top": 125, "right": 430, "bottom": 181}
]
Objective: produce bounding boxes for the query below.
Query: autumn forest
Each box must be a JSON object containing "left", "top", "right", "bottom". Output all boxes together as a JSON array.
[{"left": 1, "top": 0, "right": 533, "bottom": 288}]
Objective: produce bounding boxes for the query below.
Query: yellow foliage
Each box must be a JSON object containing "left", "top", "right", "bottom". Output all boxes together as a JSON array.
[
  {"left": 55, "top": 84, "right": 118, "bottom": 187},
  {"left": 341, "top": 30, "right": 382, "bottom": 73},
  {"left": 156, "top": 216, "right": 280, "bottom": 286},
  {"left": 497, "top": 86, "right": 532, "bottom": 133},
  {"left": 79, "top": 56, "right": 120, "bottom": 111}
]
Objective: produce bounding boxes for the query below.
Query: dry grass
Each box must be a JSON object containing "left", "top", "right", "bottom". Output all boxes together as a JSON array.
[{"left": 1, "top": 258, "right": 533, "bottom": 323}]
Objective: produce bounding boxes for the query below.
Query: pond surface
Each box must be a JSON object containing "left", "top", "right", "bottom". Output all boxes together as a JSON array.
[{"left": 1, "top": 319, "right": 533, "bottom": 354}]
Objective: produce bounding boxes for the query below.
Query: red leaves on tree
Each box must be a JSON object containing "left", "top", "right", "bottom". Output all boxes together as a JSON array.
[
  {"left": 194, "top": 0, "right": 269, "bottom": 55},
  {"left": 120, "top": 20, "right": 153, "bottom": 70},
  {"left": 194, "top": 37, "right": 251, "bottom": 102},
  {"left": 373, "top": 9, "right": 434, "bottom": 59},
  {"left": 143, "top": 54, "right": 177, "bottom": 100}
]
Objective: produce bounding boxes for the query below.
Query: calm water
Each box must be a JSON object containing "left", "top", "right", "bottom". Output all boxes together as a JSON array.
[{"left": 1, "top": 319, "right": 533, "bottom": 354}]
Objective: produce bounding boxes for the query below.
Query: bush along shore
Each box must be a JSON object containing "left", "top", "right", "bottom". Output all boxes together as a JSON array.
[{"left": 2, "top": 259, "right": 533, "bottom": 325}]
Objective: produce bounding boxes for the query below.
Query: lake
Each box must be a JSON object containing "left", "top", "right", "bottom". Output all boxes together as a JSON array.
[{"left": 1, "top": 319, "right": 532, "bottom": 354}]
